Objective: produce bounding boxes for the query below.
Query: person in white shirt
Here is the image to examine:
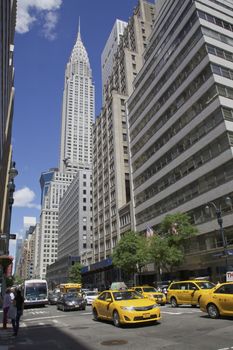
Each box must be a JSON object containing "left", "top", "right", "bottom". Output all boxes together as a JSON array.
[{"left": 10, "top": 288, "right": 15, "bottom": 301}]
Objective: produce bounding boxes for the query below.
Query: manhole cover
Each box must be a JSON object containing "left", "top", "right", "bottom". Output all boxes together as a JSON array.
[{"left": 101, "top": 340, "right": 128, "bottom": 346}]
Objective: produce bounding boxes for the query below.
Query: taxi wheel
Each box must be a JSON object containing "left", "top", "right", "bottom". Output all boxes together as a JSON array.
[
  {"left": 92, "top": 308, "right": 99, "bottom": 321},
  {"left": 113, "top": 310, "right": 121, "bottom": 327},
  {"left": 207, "top": 304, "right": 220, "bottom": 319},
  {"left": 170, "top": 297, "right": 178, "bottom": 307}
]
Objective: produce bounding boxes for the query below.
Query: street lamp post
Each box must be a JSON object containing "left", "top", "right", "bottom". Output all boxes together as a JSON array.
[
  {"left": 205, "top": 197, "right": 232, "bottom": 277},
  {"left": 6, "top": 161, "right": 18, "bottom": 255}
]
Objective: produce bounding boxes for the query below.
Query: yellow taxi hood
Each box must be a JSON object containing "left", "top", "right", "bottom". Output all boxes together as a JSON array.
[
  {"left": 114, "top": 298, "right": 155, "bottom": 307},
  {"left": 144, "top": 291, "right": 163, "bottom": 296}
]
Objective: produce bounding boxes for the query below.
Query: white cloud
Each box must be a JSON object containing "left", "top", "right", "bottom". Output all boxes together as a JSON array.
[
  {"left": 16, "top": 0, "right": 62, "bottom": 40},
  {"left": 42, "top": 11, "right": 59, "bottom": 40},
  {"left": 13, "top": 187, "right": 41, "bottom": 210}
]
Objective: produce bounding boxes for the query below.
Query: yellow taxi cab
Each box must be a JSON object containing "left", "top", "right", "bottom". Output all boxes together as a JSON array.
[
  {"left": 132, "top": 285, "right": 167, "bottom": 305},
  {"left": 167, "top": 280, "right": 215, "bottom": 307},
  {"left": 92, "top": 289, "right": 161, "bottom": 327},
  {"left": 199, "top": 282, "right": 233, "bottom": 319}
]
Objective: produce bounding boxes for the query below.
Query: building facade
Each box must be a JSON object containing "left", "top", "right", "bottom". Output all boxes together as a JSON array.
[
  {"left": 127, "top": 0, "right": 233, "bottom": 281},
  {"left": 86, "top": 0, "right": 155, "bottom": 287},
  {"left": 43, "top": 26, "right": 94, "bottom": 282},
  {"left": 101, "top": 19, "right": 128, "bottom": 98},
  {"left": 0, "top": 0, "right": 16, "bottom": 247},
  {"left": 57, "top": 169, "right": 92, "bottom": 263},
  {"left": 38, "top": 171, "right": 75, "bottom": 279},
  {"left": 59, "top": 26, "right": 94, "bottom": 173}
]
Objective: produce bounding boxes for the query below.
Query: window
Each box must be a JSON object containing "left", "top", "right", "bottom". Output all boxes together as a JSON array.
[{"left": 215, "top": 284, "right": 233, "bottom": 294}]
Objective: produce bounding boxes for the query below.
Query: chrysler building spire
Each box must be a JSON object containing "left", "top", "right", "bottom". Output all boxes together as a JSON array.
[{"left": 59, "top": 24, "right": 95, "bottom": 173}]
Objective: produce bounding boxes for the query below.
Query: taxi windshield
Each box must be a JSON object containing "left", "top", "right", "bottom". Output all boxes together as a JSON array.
[
  {"left": 195, "top": 281, "right": 215, "bottom": 289},
  {"left": 113, "top": 291, "right": 144, "bottom": 301},
  {"left": 143, "top": 287, "right": 156, "bottom": 293}
]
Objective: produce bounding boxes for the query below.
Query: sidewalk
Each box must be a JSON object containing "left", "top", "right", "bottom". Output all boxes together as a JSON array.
[{"left": 0, "top": 322, "right": 14, "bottom": 350}]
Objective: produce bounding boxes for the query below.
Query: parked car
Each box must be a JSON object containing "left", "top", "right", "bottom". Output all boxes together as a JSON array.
[
  {"left": 57, "top": 292, "right": 86, "bottom": 311},
  {"left": 83, "top": 291, "right": 98, "bottom": 305},
  {"left": 92, "top": 289, "right": 161, "bottom": 327},
  {"left": 48, "top": 291, "right": 60, "bottom": 305},
  {"left": 199, "top": 282, "right": 233, "bottom": 319},
  {"left": 132, "top": 285, "right": 167, "bottom": 305},
  {"left": 167, "top": 280, "right": 215, "bottom": 307}
]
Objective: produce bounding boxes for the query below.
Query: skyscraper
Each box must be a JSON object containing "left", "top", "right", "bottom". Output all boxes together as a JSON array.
[
  {"left": 59, "top": 25, "right": 95, "bottom": 173},
  {"left": 38, "top": 25, "right": 94, "bottom": 280},
  {"left": 92, "top": 0, "right": 155, "bottom": 264},
  {"left": 127, "top": 0, "right": 233, "bottom": 280}
]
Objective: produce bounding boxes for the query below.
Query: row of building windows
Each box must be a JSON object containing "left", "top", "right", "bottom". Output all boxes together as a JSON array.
[
  {"left": 135, "top": 131, "right": 230, "bottom": 206},
  {"left": 133, "top": 46, "right": 207, "bottom": 142},
  {"left": 129, "top": 30, "right": 206, "bottom": 132},
  {"left": 131, "top": 45, "right": 208, "bottom": 153},
  {"left": 198, "top": 9, "right": 233, "bottom": 33},
  {"left": 132, "top": 67, "right": 215, "bottom": 174},
  {"left": 136, "top": 159, "right": 233, "bottom": 226},
  {"left": 132, "top": 2, "right": 197, "bottom": 103}
]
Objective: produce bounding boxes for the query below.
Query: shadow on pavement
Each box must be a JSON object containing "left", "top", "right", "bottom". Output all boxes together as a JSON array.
[{"left": 5, "top": 323, "right": 92, "bottom": 350}]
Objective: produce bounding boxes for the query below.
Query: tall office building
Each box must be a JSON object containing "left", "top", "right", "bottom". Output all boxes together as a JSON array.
[
  {"left": 39, "top": 26, "right": 94, "bottom": 280},
  {"left": 39, "top": 168, "right": 58, "bottom": 206},
  {"left": 92, "top": 0, "right": 155, "bottom": 266},
  {"left": 59, "top": 26, "right": 95, "bottom": 173},
  {"left": 0, "top": 0, "right": 16, "bottom": 252},
  {"left": 127, "top": 0, "right": 233, "bottom": 279},
  {"left": 101, "top": 19, "right": 127, "bottom": 98},
  {"left": 38, "top": 171, "right": 75, "bottom": 279}
]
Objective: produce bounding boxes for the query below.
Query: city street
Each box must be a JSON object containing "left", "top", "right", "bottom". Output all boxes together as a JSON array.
[{"left": 0, "top": 304, "right": 232, "bottom": 350}]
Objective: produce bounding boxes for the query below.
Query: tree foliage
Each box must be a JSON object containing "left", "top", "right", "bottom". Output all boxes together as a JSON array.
[
  {"left": 148, "top": 212, "right": 197, "bottom": 275},
  {"left": 12, "top": 275, "right": 24, "bottom": 286},
  {"left": 112, "top": 231, "right": 150, "bottom": 275},
  {"left": 68, "top": 262, "right": 83, "bottom": 283}
]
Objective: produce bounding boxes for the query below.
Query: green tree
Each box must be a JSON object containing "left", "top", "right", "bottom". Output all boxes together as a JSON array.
[
  {"left": 112, "top": 231, "right": 150, "bottom": 277},
  {"left": 68, "top": 262, "right": 83, "bottom": 283},
  {"left": 148, "top": 212, "right": 197, "bottom": 281},
  {"left": 13, "top": 275, "right": 24, "bottom": 286}
]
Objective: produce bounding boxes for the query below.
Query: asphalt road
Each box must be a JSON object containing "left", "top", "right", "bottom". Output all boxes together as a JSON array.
[{"left": 0, "top": 304, "right": 232, "bottom": 350}]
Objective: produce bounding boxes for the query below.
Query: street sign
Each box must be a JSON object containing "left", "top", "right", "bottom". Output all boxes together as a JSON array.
[
  {"left": 226, "top": 271, "right": 233, "bottom": 282},
  {"left": 9, "top": 234, "right": 16, "bottom": 239}
]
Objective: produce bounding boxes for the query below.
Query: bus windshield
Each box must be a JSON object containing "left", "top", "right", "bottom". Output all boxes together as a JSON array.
[
  {"left": 23, "top": 280, "right": 48, "bottom": 306},
  {"left": 25, "top": 282, "right": 47, "bottom": 300}
]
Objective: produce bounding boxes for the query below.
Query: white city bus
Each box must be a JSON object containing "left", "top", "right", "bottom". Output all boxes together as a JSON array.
[{"left": 22, "top": 279, "right": 48, "bottom": 307}]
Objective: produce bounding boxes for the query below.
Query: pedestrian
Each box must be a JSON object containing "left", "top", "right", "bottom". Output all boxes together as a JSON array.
[
  {"left": 2, "top": 288, "right": 12, "bottom": 329},
  {"left": 10, "top": 288, "right": 15, "bottom": 301},
  {"left": 11, "top": 289, "right": 24, "bottom": 336}
]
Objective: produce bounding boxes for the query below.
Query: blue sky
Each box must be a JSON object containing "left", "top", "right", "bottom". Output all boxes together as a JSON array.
[{"left": 10, "top": 0, "right": 142, "bottom": 243}]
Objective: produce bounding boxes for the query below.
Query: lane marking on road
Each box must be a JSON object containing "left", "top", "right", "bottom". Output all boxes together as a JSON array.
[
  {"left": 162, "top": 311, "right": 182, "bottom": 315},
  {"left": 24, "top": 315, "right": 67, "bottom": 322},
  {"left": 81, "top": 312, "right": 92, "bottom": 315}
]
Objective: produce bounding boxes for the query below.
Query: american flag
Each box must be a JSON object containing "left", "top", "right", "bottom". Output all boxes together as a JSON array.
[{"left": 146, "top": 225, "right": 154, "bottom": 238}]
